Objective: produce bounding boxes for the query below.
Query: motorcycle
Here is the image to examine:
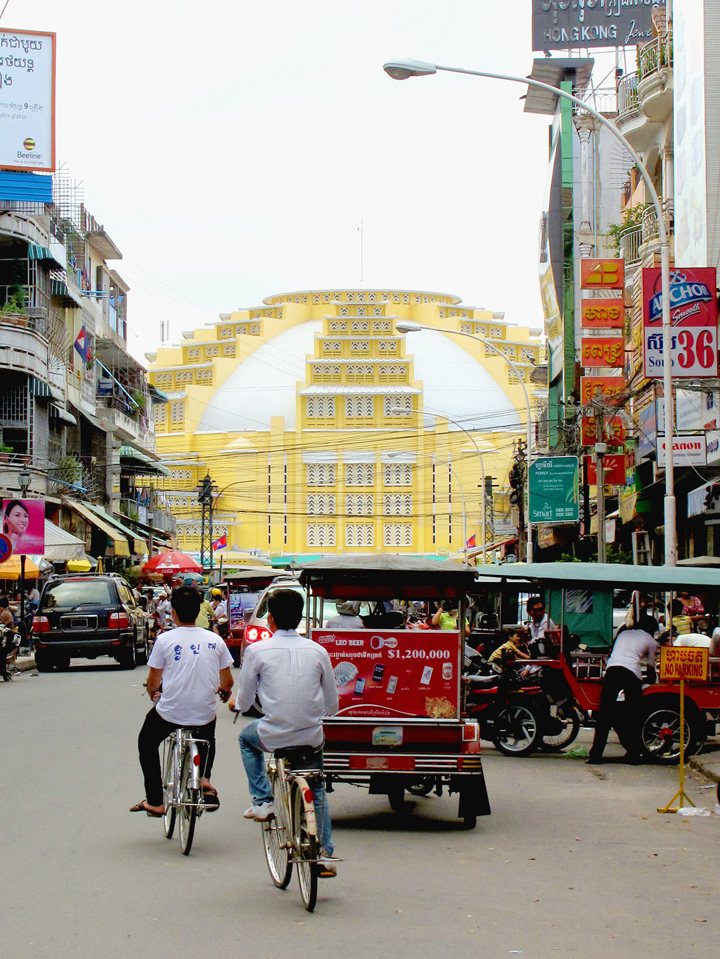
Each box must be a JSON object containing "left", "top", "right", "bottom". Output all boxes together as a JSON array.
[{"left": 463, "top": 649, "right": 573, "bottom": 757}]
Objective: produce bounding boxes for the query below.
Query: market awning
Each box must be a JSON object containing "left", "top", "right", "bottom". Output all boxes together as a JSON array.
[
  {"left": 28, "top": 243, "right": 65, "bottom": 269},
  {"left": 118, "top": 445, "right": 171, "bottom": 477},
  {"left": 43, "top": 521, "right": 86, "bottom": 561},
  {"left": 687, "top": 480, "right": 720, "bottom": 518},
  {"left": 66, "top": 500, "right": 131, "bottom": 557},
  {"left": 87, "top": 503, "right": 147, "bottom": 554},
  {"left": 51, "top": 404, "right": 77, "bottom": 426}
]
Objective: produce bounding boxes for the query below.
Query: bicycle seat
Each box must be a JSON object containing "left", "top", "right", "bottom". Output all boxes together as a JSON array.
[{"left": 274, "top": 744, "right": 322, "bottom": 767}]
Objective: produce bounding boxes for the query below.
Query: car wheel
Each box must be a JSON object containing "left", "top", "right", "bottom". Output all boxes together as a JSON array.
[
  {"left": 119, "top": 642, "right": 137, "bottom": 670},
  {"left": 35, "top": 649, "right": 54, "bottom": 672}
]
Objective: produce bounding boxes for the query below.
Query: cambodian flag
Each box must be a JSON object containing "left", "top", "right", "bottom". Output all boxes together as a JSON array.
[
  {"left": 74, "top": 326, "right": 89, "bottom": 362},
  {"left": 466, "top": 534, "right": 476, "bottom": 548},
  {"left": 212, "top": 534, "right": 227, "bottom": 551}
]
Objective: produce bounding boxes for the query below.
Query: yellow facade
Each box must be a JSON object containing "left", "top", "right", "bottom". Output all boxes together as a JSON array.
[{"left": 145, "top": 289, "right": 542, "bottom": 561}]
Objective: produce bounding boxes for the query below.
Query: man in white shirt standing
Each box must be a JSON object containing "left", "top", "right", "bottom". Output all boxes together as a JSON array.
[
  {"left": 233, "top": 588, "right": 339, "bottom": 876},
  {"left": 131, "top": 586, "right": 234, "bottom": 817},
  {"left": 586, "top": 626, "right": 658, "bottom": 765}
]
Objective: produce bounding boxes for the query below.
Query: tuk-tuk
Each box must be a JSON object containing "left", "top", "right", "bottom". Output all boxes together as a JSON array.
[
  {"left": 472, "top": 562, "right": 720, "bottom": 762},
  {"left": 298, "top": 554, "right": 491, "bottom": 828},
  {"left": 224, "top": 567, "right": 284, "bottom": 665}
]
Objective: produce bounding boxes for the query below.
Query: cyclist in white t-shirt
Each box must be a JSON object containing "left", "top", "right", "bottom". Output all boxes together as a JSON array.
[{"left": 130, "top": 586, "right": 234, "bottom": 817}]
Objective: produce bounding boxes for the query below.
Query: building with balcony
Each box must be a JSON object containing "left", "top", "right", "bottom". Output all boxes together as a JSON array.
[
  {"left": 0, "top": 171, "right": 174, "bottom": 564},
  {"left": 144, "top": 288, "right": 543, "bottom": 563}
]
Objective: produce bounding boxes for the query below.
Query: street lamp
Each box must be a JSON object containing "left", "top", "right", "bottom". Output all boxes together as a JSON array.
[
  {"left": 388, "top": 404, "right": 489, "bottom": 562},
  {"left": 384, "top": 58, "right": 676, "bottom": 566},
  {"left": 396, "top": 319, "right": 534, "bottom": 561}
]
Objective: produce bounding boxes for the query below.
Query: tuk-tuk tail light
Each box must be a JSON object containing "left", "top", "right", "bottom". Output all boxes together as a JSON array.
[{"left": 462, "top": 722, "right": 479, "bottom": 742}]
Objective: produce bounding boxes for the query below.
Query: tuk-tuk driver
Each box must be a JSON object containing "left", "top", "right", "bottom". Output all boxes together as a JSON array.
[{"left": 525, "top": 597, "right": 557, "bottom": 657}]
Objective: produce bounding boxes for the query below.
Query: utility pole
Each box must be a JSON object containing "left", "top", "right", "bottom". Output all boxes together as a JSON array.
[
  {"left": 197, "top": 472, "right": 215, "bottom": 571},
  {"left": 509, "top": 442, "right": 527, "bottom": 561}
]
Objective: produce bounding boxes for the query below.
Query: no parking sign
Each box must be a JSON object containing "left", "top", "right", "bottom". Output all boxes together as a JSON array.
[{"left": 0, "top": 533, "right": 13, "bottom": 564}]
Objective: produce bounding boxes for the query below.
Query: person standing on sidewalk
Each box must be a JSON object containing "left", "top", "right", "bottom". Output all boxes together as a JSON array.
[
  {"left": 231, "top": 588, "right": 339, "bottom": 876},
  {"left": 586, "top": 625, "right": 658, "bottom": 764}
]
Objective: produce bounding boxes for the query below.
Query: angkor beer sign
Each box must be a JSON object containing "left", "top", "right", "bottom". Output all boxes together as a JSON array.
[
  {"left": 643, "top": 268, "right": 718, "bottom": 379},
  {"left": 532, "top": 1, "right": 658, "bottom": 52}
]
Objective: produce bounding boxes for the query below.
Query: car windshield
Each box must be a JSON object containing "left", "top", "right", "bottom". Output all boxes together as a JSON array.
[
  {"left": 254, "top": 585, "right": 340, "bottom": 630},
  {"left": 43, "top": 581, "right": 114, "bottom": 608}
]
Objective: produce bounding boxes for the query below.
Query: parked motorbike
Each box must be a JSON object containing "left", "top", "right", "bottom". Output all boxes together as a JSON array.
[{"left": 463, "top": 649, "right": 572, "bottom": 756}]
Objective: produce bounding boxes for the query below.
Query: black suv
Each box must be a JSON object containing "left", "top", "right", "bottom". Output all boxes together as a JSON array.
[{"left": 33, "top": 574, "right": 147, "bottom": 671}]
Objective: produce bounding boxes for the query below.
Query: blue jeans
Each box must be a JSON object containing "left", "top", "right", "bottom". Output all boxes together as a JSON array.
[{"left": 238, "top": 719, "right": 334, "bottom": 857}]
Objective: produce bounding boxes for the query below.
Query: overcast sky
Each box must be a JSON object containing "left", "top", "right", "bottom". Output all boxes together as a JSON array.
[{"left": 10, "top": 0, "right": 554, "bottom": 363}]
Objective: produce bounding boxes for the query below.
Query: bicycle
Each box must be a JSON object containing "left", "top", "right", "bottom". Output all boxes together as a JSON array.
[
  {"left": 161, "top": 728, "right": 210, "bottom": 855},
  {"left": 260, "top": 745, "right": 330, "bottom": 912}
]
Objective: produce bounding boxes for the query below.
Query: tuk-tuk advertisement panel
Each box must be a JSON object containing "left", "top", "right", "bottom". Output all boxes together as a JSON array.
[{"left": 312, "top": 628, "right": 461, "bottom": 719}]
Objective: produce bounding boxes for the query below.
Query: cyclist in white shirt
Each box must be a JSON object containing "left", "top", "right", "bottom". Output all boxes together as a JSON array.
[
  {"left": 232, "top": 588, "right": 339, "bottom": 876},
  {"left": 130, "top": 587, "right": 234, "bottom": 817}
]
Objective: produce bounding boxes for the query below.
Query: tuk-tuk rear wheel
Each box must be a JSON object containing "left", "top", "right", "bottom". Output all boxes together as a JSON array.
[{"left": 640, "top": 701, "right": 701, "bottom": 764}]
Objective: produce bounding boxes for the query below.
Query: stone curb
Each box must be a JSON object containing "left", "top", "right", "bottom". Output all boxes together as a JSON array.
[{"left": 689, "top": 756, "right": 720, "bottom": 784}]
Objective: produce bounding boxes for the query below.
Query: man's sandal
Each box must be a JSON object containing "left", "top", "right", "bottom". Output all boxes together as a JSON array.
[
  {"left": 129, "top": 800, "right": 164, "bottom": 818},
  {"left": 203, "top": 788, "right": 220, "bottom": 811}
]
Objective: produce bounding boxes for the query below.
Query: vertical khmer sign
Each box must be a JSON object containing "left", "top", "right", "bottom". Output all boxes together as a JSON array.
[
  {"left": 532, "top": 1, "right": 659, "bottom": 52},
  {"left": 0, "top": 28, "right": 55, "bottom": 172}
]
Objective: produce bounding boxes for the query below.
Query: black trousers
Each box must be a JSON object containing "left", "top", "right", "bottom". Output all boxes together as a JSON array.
[
  {"left": 138, "top": 706, "right": 217, "bottom": 807},
  {"left": 590, "top": 665, "right": 643, "bottom": 759}
]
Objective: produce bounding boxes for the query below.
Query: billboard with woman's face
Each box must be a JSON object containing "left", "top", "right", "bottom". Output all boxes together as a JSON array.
[{"left": 2, "top": 499, "right": 45, "bottom": 554}]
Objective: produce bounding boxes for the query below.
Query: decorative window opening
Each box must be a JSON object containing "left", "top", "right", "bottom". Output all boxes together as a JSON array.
[
  {"left": 220, "top": 326, "right": 233, "bottom": 338},
  {"left": 383, "top": 523, "right": 412, "bottom": 547},
  {"left": 206, "top": 345, "right": 219, "bottom": 357},
  {"left": 307, "top": 524, "right": 336, "bottom": 547},
  {"left": 345, "top": 524, "right": 374, "bottom": 547},
  {"left": 306, "top": 396, "right": 336, "bottom": 417},
  {"left": 345, "top": 395, "right": 374, "bottom": 417},
  {"left": 345, "top": 493, "right": 374, "bottom": 516},
  {"left": 307, "top": 493, "right": 336, "bottom": 515},
  {"left": 350, "top": 340, "right": 369, "bottom": 353},
  {"left": 383, "top": 463, "right": 412, "bottom": 486},
  {"left": 222, "top": 344, "right": 236, "bottom": 356},
  {"left": 345, "top": 463, "right": 374, "bottom": 486},
  {"left": 187, "top": 347, "right": 200, "bottom": 360},
  {"left": 307, "top": 464, "right": 336, "bottom": 486},
  {"left": 384, "top": 395, "right": 412, "bottom": 416},
  {"left": 383, "top": 493, "right": 412, "bottom": 516},
  {"left": 351, "top": 320, "right": 369, "bottom": 331},
  {"left": 323, "top": 341, "right": 342, "bottom": 353}
]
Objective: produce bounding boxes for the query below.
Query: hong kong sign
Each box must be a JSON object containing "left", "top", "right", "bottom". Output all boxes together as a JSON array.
[
  {"left": 581, "top": 337, "right": 625, "bottom": 368},
  {"left": 581, "top": 298, "right": 625, "bottom": 329},
  {"left": 643, "top": 267, "right": 718, "bottom": 379},
  {"left": 580, "top": 375, "right": 625, "bottom": 405},
  {"left": 580, "top": 258, "right": 624, "bottom": 290},
  {"left": 532, "top": 1, "right": 658, "bottom": 53}
]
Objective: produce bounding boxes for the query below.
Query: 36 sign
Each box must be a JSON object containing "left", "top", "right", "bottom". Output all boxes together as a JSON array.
[{"left": 643, "top": 267, "right": 718, "bottom": 378}]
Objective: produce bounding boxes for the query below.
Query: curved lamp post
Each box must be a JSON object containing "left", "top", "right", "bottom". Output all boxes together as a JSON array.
[
  {"left": 396, "top": 319, "right": 533, "bottom": 561},
  {"left": 384, "top": 58, "right": 676, "bottom": 566}
]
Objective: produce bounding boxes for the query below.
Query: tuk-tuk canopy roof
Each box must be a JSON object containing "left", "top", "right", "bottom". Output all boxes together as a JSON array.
[
  {"left": 297, "top": 554, "right": 477, "bottom": 600},
  {"left": 222, "top": 566, "right": 284, "bottom": 584},
  {"left": 472, "top": 562, "right": 720, "bottom": 591}
]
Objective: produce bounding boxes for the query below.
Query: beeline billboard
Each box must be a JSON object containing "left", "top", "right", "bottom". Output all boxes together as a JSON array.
[
  {"left": 642, "top": 267, "right": 718, "bottom": 378},
  {"left": 532, "top": 1, "right": 659, "bottom": 52},
  {"left": 0, "top": 28, "right": 55, "bottom": 172}
]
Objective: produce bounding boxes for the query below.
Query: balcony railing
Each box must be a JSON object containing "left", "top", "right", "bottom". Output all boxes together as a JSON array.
[
  {"left": 641, "top": 199, "right": 674, "bottom": 243},
  {"left": 617, "top": 72, "right": 640, "bottom": 121},
  {"left": 619, "top": 227, "right": 642, "bottom": 266},
  {"left": 638, "top": 33, "right": 673, "bottom": 81}
]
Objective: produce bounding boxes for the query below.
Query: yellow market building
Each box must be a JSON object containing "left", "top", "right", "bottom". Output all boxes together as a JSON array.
[{"left": 144, "top": 288, "right": 542, "bottom": 564}]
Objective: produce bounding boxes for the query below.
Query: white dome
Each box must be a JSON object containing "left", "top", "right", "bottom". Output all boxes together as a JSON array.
[{"left": 197, "top": 321, "right": 520, "bottom": 433}]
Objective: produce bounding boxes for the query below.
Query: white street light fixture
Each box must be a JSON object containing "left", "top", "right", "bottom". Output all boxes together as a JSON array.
[
  {"left": 385, "top": 58, "right": 676, "bottom": 565},
  {"left": 396, "top": 319, "right": 534, "bottom": 562}
]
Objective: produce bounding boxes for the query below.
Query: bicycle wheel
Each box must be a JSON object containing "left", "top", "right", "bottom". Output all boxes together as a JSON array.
[
  {"left": 292, "top": 782, "right": 318, "bottom": 912},
  {"left": 162, "top": 738, "right": 177, "bottom": 840},
  {"left": 262, "top": 773, "right": 292, "bottom": 888},
  {"left": 178, "top": 750, "right": 198, "bottom": 855}
]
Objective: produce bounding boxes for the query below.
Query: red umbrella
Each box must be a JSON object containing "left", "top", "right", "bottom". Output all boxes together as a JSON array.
[{"left": 142, "top": 550, "right": 203, "bottom": 576}]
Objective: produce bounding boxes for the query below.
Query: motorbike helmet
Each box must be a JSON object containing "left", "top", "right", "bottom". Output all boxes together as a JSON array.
[{"left": 211, "top": 588, "right": 223, "bottom": 597}]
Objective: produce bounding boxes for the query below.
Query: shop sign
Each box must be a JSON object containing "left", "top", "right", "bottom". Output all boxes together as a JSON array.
[
  {"left": 580, "top": 375, "right": 625, "bottom": 405},
  {"left": 643, "top": 267, "right": 718, "bottom": 378},
  {"left": 581, "top": 297, "right": 625, "bottom": 329},
  {"left": 581, "top": 416, "right": 626, "bottom": 447},
  {"left": 528, "top": 456, "right": 580, "bottom": 524},
  {"left": 656, "top": 435, "right": 707, "bottom": 467},
  {"left": 584, "top": 454, "right": 627, "bottom": 487},
  {"left": 0, "top": 29, "right": 56, "bottom": 172},
  {"left": 532, "top": 1, "right": 657, "bottom": 52},
  {"left": 580, "top": 259, "right": 624, "bottom": 290},
  {"left": 311, "top": 629, "right": 461, "bottom": 719},
  {"left": 580, "top": 337, "right": 625, "bottom": 368},
  {"left": 706, "top": 431, "right": 720, "bottom": 466}
]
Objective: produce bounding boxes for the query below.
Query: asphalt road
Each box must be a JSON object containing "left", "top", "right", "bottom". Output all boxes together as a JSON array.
[{"left": 2, "top": 660, "right": 719, "bottom": 959}]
